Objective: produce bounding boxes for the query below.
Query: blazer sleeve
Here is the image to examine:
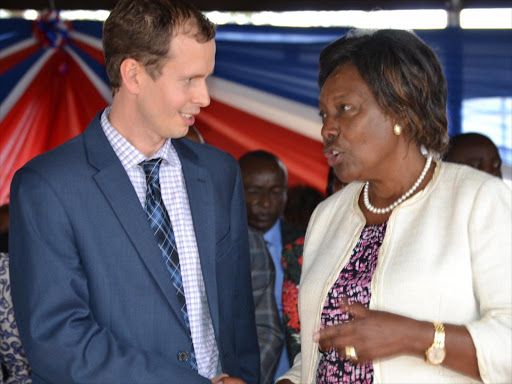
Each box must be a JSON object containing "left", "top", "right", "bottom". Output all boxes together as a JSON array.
[
  {"left": 465, "top": 177, "right": 512, "bottom": 384},
  {"left": 276, "top": 351, "right": 302, "bottom": 384},
  {"left": 9, "top": 167, "right": 210, "bottom": 384},
  {"left": 230, "top": 165, "right": 261, "bottom": 384}
]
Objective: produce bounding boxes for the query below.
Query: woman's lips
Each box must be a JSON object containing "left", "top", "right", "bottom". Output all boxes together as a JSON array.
[{"left": 324, "top": 150, "right": 343, "bottom": 167}]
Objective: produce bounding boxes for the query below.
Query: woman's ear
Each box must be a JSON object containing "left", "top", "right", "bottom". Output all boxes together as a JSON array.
[
  {"left": 394, "top": 108, "right": 412, "bottom": 137},
  {"left": 119, "top": 58, "right": 143, "bottom": 95}
]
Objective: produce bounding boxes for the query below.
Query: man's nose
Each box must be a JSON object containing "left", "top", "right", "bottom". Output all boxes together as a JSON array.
[
  {"left": 259, "top": 192, "right": 272, "bottom": 208},
  {"left": 193, "top": 80, "right": 210, "bottom": 108}
]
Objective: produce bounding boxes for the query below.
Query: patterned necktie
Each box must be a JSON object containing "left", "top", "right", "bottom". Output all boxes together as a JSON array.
[{"left": 140, "top": 158, "right": 198, "bottom": 371}]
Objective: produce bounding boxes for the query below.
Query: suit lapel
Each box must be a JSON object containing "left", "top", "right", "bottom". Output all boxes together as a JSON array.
[
  {"left": 174, "top": 139, "right": 220, "bottom": 339},
  {"left": 84, "top": 117, "right": 188, "bottom": 332}
]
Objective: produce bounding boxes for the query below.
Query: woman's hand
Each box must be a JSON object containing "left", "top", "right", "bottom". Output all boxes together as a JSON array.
[
  {"left": 314, "top": 299, "right": 419, "bottom": 362},
  {"left": 314, "top": 299, "right": 481, "bottom": 380}
]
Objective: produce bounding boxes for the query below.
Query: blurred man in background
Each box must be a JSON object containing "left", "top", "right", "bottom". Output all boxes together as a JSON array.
[
  {"left": 239, "top": 150, "right": 305, "bottom": 384},
  {"left": 445, "top": 132, "right": 502, "bottom": 178}
]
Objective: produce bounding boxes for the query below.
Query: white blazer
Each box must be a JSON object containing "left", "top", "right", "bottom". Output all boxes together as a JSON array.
[{"left": 279, "top": 161, "right": 511, "bottom": 384}]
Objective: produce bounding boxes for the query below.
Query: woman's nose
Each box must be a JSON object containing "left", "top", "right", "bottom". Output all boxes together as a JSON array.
[{"left": 321, "top": 117, "right": 339, "bottom": 143}]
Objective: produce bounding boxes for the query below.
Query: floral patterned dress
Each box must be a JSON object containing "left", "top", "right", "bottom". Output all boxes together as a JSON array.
[
  {"left": 0, "top": 253, "right": 32, "bottom": 383},
  {"left": 316, "top": 222, "right": 387, "bottom": 384}
]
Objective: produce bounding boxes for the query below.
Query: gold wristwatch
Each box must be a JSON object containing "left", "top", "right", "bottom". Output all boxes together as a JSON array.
[{"left": 425, "top": 322, "right": 446, "bottom": 365}]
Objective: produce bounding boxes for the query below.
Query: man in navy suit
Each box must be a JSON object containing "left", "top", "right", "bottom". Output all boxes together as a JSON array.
[{"left": 8, "top": 1, "right": 259, "bottom": 383}]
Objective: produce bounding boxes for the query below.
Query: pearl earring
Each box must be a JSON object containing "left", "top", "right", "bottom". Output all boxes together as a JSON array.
[{"left": 393, "top": 124, "right": 402, "bottom": 136}]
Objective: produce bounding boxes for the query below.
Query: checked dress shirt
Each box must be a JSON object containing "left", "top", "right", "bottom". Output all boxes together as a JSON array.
[{"left": 100, "top": 107, "right": 220, "bottom": 378}]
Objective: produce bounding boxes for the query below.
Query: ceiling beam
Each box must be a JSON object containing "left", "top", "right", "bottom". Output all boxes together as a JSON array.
[{"left": 2, "top": 0, "right": 511, "bottom": 11}]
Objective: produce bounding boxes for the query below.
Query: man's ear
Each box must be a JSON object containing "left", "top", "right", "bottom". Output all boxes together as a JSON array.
[{"left": 119, "top": 58, "right": 143, "bottom": 95}]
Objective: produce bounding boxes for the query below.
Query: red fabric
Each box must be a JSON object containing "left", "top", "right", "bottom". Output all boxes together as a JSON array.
[
  {"left": 69, "top": 38, "right": 105, "bottom": 66},
  {"left": 0, "top": 49, "right": 108, "bottom": 204},
  {"left": 1, "top": 82, "right": 327, "bottom": 205},
  {"left": 195, "top": 98, "right": 328, "bottom": 192},
  {"left": 0, "top": 43, "right": 41, "bottom": 75}
]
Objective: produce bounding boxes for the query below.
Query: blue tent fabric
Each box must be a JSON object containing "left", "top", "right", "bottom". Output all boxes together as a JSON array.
[
  {"left": 71, "top": 20, "right": 104, "bottom": 39},
  {"left": 214, "top": 25, "right": 512, "bottom": 136},
  {"left": 0, "top": 19, "right": 33, "bottom": 50},
  {"left": 1, "top": 20, "right": 510, "bottom": 164}
]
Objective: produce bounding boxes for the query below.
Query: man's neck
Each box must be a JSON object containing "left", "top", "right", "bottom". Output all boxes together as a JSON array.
[{"left": 108, "top": 95, "right": 166, "bottom": 158}]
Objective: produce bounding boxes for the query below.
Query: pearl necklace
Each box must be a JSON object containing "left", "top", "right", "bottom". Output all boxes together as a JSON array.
[{"left": 363, "top": 155, "right": 433, "bottom": 215}]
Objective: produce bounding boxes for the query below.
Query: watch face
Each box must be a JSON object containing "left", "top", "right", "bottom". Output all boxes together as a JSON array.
[{"left": 428, "top": 347, "right": 446, "bottom": 365}]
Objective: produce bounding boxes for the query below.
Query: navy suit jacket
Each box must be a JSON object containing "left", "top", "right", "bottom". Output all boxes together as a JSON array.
[{"left": 9, "top": 114, "right": 260, "bottom": 383}]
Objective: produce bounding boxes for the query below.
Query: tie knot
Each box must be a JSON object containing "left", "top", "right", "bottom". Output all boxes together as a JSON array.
[{"left": 140, "top": 158, "right": 163, "bottom": 184}]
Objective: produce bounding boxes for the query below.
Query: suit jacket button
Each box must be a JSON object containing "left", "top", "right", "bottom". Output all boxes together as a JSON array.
[{"left": 177, "top": 351, "right": 189, "bottom": 362}]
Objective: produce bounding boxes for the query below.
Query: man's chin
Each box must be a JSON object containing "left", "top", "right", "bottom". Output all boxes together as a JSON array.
[
  {"left": 167, "top": 125, "right": 189, "bottom": 139},
  {"left": 249, "top": 219, "right": 277, "bottom": 233}
]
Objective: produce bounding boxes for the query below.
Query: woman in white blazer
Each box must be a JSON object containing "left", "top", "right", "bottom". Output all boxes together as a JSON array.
[{"left": 277, "top": 29, "right": 511, "bottom": 384}]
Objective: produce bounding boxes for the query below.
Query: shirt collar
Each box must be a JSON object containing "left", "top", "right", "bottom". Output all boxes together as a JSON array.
[
  {"left": 263, "top": 219, "right": 282, "bottom": 247},
  {"left": 100, "top": 106, "right": 180, "bottom": 169}
]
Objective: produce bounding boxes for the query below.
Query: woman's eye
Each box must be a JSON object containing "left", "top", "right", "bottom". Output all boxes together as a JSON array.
[{"left": 184, "top": 78, "right": 191, "bottom": 84}]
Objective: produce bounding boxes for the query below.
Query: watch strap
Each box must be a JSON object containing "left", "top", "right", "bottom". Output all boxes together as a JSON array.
[{"left": 433, "top": 322, "right": 445, "bottom": 348}]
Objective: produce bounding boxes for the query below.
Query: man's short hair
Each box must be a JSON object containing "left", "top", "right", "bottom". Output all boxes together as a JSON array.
[
  {"left": 103, "top": 0, "right": 216, "bottom": 93},
  {"left": 238, "top": 150, "right": 288, "bottom": 184}
]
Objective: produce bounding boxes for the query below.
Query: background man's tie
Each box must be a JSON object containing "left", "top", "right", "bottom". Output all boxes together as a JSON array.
[{"left": 140, "top": 158, "right": 198, "bottom": 371}]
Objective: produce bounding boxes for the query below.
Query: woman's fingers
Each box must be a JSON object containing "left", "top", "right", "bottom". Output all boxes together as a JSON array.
[
  {"left": 317, "top": 334, "right": 333, "bottom": 352},
  {"left": 315, "top": 321, "right": 349, "bottom": 348},
  {"left": 339, "top": 300, "right": 369, "bottom": 319},
  {"left": 314, "top": 302, "right": 371, "bottom": 359}
]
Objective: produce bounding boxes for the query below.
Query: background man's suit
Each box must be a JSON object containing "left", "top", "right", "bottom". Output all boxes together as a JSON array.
[
  {"left": 249, "top": 220, "right": 304, "bottom": 384},
  {"left": 248, "top": 228, "right": 283, "bottom": 384},
  {"left": 9, "top": 114, "right": 260, "bottom": 384}
]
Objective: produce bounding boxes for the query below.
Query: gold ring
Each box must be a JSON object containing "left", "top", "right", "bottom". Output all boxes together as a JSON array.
[{"left": 345, "top": 345, "right": 358, "bottom": 360}]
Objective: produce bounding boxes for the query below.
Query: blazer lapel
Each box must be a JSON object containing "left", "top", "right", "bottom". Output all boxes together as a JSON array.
[
  {"left": 84, "top": 117, "right": 189, "bottom": 332},
  {"left": 304, "top": 185, "right": 366, "bottom": 311},
  {"left": 174, "top": 139, "right": 220, "bottom": 339}
]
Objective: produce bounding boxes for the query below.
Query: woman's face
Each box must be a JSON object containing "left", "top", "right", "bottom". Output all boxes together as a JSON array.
[{"left": 319, "top": 63, "right": 399, "bottom": 184}]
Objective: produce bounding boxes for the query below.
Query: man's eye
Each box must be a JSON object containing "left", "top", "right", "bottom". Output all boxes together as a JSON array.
[
  {"left": 319, "top": 111, "right": 327, "bottom": 121},
  {"left": 341, "top": 104, "right": 352, "bottom": 111},
  {"left": 184, "top": 78, "right": 191, "bottom": 84}
]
